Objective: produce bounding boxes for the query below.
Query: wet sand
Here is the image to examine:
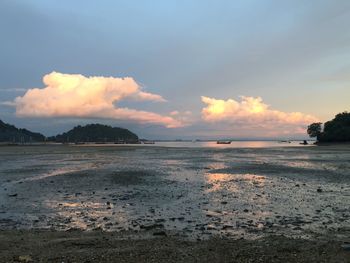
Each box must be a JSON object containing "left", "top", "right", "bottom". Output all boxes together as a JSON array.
[{"left": 0, "top": 144, "right": 349, "bottom": 261}]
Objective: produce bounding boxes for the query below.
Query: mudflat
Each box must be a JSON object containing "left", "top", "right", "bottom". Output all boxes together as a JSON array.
[
  {"left": 0, "top": 144, "right": 349, "bottom": 262},
  {"left": 0, "top": 230, "right": 349, "bottom": 263}
]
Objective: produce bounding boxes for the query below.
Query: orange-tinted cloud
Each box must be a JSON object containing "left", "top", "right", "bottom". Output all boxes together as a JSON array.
[
  {"left": 12, "top": 72, "right": 182, "bottom": 128},
  {"left": 201, "top": 96, "right": 319, "bottom": 134}
]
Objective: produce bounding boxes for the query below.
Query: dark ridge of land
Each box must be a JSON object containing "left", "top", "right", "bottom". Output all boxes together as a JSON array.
[
  {"left": 0, "top": 120, "right": 45, "bottom": 142},
  {"left": 48, "top": 123, "right": 139, "bottom": 143},
  {"left": 0, "top": 230, "right": 349, "bottom": 263}
]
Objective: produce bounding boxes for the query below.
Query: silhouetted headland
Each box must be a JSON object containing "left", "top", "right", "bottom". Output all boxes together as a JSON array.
[{"left": 307, "top": 112, "right": 350, "bottom": 144}]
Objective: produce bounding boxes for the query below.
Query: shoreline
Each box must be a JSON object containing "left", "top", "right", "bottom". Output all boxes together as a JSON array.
[{"left": 0, "top": 229, "right": 349, "bottom": 262}]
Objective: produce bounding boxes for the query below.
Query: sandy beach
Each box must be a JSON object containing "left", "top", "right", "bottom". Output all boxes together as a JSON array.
[{"left": 0, "top": 143, "right": 349, "bottom": 262}]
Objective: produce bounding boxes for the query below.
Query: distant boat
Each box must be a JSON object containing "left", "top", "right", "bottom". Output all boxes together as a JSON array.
[
  {"left": 278, "top": 140, "right": 291, "bottom": 143},
  {"left": 143, "top": 140, "right": 155, "bottom": 144},
  {"left": 217, "top": 141, "right": 231, "bottom": 144}
]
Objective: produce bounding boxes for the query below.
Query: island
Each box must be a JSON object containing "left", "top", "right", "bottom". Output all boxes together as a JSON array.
[
  {"left": 0, "top": 119, "right": 45, "bottom": 143},
  {"left": 48, "top": 124, "right": 139, "bottom": 144},
  {"left": 307, "top": 112, "right": 350, "bottom": 143}
]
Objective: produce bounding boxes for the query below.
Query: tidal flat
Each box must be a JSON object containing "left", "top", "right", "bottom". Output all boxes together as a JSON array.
[{"left": 0, "top": 144, "right": 349, "bottom": 262}]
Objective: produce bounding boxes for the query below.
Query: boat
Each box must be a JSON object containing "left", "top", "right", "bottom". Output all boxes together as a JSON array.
[
  {"left": 143, "top": 140, "right": 155, "bottom": 144},
  {"left": 278, "top": 140, "right": 291, "bottom": 143},
  {"left": 217, "top": 141, "right": 231, "bottom": 144}
]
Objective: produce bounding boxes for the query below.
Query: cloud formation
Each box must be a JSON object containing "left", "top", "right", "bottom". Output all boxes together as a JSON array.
[
  {"left": 12, "top": 72, "right": 182, "bottom": 128},
  {"left": 201, "top": 96, "right": 319, "bottom": 135}
]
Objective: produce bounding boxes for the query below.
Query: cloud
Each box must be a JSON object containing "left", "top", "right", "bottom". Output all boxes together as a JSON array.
[
  {"left": 10, "top": 72, "right": 182, "bottom": 128},
  {"left": 201, "top": 96, "right": 319, "bottom": 135}
]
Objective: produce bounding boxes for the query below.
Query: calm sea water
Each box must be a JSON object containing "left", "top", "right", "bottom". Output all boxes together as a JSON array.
[{"left": 78, "top": 140, "right": 314, "bottom": 148}]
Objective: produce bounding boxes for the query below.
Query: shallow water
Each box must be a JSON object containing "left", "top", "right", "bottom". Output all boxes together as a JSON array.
[{"left": 0, "top": 144, "right": 349, "bottom": 240}]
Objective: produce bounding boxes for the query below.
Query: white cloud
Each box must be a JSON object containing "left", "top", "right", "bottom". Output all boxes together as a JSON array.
[
  {"left": 201, "top": 96, "right": 319, "bottom": 135},
  {"left": 10, "top": 72, "right": 182, "bottom": 128}
]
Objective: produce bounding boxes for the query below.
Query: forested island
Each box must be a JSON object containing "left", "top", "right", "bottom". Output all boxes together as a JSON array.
[
  {"left": 0, "top": 120, "right": 45, "bottom": 142},
  {"left": 0, "top": 121, "right": 139, "bottom": 144},
  {"left": 47, "top": 124, "right": 139, "bottom": 143},
  {"left": 307, "top": 112, "right": 350, "bottom": 143}
]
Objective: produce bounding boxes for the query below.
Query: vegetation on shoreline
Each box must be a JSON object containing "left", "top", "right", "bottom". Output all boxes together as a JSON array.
[{"left": 307, "top": 112, "right": 350, "bottom": 142}]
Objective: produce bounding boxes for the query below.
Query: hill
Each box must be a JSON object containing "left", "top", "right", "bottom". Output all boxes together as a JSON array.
[
  {"left": 0, "top": 120, "right": 45, "bottom": 142},
  {"left": 48, "top": 124, "right": 139, "bottom": 143}
]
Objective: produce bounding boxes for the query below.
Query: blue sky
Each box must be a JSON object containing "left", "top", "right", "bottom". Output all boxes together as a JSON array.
[{"left": 1, "top": 0, "right": 349, "bottom": 139}]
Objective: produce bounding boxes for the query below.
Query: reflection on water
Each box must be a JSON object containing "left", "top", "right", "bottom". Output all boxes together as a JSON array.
[
  {"left": 75, "top": 140, "right": 314, "bottom": 148},
  {"left": 44, "top": 200, "right": 131, "bottom": 231},
  {"left": 205, "top": 173, "right": 266, "bottom": 193}
]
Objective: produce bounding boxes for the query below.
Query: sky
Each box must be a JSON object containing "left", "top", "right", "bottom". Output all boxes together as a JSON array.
[{"left": 0, "top": 0, "right": 349, "bottom": 139}]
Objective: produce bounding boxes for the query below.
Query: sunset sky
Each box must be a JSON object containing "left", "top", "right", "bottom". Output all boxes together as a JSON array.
[{"left": 1, "top": 0, "right": 349, "bottom": 139}]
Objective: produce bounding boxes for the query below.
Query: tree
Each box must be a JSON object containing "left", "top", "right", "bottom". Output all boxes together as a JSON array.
[{"left": 307, "top": 122, "right": 322, "bottom": 139}]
